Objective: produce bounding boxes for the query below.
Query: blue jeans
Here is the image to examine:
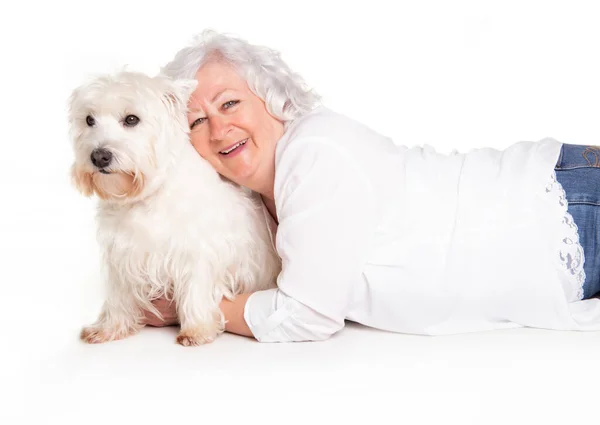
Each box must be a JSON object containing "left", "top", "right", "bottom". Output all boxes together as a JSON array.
[{"left": 555, "top": 143, "right": 600, "bottom": 299}]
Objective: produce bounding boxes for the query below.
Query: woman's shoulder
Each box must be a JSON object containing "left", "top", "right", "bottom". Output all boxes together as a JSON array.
[
  {"left": 283, "top": 107, "right": 384, "bottom": 145},
  {"left": 277, "top": 106, "right": 394, "bottom": 161},
  {"left": 273, "top": 109, "right": 357, "bottom": 183}
]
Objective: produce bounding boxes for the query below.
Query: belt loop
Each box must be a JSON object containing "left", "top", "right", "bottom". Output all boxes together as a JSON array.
[{"left": 555, "top": 144, "right": 565, "bottom": 170}]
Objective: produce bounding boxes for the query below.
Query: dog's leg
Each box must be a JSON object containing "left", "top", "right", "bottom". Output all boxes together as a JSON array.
[
  {"left": 174, "top": 263, "right": 224, "bottom": 346},
  {"left": 80, "top": 268, "right": 144, "bottom": 344}
]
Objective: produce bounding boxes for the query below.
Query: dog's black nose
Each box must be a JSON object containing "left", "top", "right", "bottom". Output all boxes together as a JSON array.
[{"left": 90, "top": 148, "right": 113, "bottom": 169}]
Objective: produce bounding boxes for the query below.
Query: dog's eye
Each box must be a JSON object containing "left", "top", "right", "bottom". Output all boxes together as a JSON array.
[
  {"left": 86, "top": 116, "right": 95, "bottom": 127},
  {"left": 124, "top": 115, "right": 140, "bottom": 127}
]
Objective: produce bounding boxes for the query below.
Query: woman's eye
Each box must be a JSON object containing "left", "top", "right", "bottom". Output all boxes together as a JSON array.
[
  {"left": 86, "top": 115, "right": 95, "bottom": 127},
  {"left": 222, "top": 100, "right": 239, "bottom": 109},
  {"left": 190, "top": 117, "right": 206, "bottom": 130},
  {"left": 124, "top": 115, "right": 140, "bottom": 127}
]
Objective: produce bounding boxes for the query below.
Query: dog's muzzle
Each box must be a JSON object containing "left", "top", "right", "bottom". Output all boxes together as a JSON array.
[{"left": 91, "top": 148, "right": 113, "bottom": 171}]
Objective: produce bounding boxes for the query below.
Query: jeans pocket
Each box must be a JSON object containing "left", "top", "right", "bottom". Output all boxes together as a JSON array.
[
  {"left": 555, "top": 144, "right": 600, "bottom": 206},
  {"left": 555, "top": 143, "right": 600, "bottom": 170}
]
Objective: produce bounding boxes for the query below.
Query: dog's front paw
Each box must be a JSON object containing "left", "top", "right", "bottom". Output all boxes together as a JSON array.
[
  {"left": 176, "top": 324, "right": 221, "bottom": 346},
  {"left": 80, "top": 325, "right": 136, "bottom": 344}
]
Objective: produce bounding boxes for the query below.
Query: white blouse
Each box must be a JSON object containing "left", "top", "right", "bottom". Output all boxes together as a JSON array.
[{"left": 243, "top": 106, "right": 600, "bottom": 342}]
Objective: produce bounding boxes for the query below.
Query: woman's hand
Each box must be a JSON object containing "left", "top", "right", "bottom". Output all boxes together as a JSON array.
[{"left": 143, "top": 296, "right": 179, "bottom": 327}]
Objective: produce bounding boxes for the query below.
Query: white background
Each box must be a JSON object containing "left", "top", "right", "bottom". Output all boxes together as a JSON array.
[{"left": 2, "top": 0, "right": 600, "bottom": 423}]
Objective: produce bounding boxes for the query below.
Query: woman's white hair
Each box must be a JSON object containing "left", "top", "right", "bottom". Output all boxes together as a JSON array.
[{"left": 161, "top": 29, "right": 320, "bottom": 121}]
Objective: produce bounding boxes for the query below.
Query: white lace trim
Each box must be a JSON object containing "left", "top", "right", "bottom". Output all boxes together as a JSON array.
[{"left": 545, "top": 171, "right": 586, "bottom": 301}]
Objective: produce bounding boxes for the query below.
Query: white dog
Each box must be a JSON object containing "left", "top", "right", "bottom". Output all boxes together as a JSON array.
[{"left": 68, "top": 70, "right": 281, "bottom": 346}]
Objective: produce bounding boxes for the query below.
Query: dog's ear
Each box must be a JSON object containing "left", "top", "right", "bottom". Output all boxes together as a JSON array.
[
  {"left": 173, "top": 79, "right": 198, "bottom": 102},
  {"left": 71, "top": 163, "right": 94, "bottom": 197},
  {"left": 163, "top": 78, "right": 198, "bottom": 111}
]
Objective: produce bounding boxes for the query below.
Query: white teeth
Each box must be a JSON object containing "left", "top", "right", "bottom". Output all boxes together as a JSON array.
[{"left": 220, "top": 139, "right": 247, "bottom": 154}]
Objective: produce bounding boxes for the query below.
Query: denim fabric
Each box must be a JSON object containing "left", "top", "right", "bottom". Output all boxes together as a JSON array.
[{"left": 555, "top": 143, "right": 600, "bottom": 299}]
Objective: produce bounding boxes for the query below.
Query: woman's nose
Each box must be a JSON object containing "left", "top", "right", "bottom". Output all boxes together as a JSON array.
[{"left": 209, "top": 115, "right": 232, "bottom": 142}]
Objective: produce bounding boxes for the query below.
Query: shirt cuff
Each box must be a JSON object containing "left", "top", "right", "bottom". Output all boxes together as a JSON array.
[{"left": 243, "top": 288, "right": 295, "bottom": 342}]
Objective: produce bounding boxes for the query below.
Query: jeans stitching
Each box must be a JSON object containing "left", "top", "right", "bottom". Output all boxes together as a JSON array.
[
  {"left": 583, "top": 146, "right": 600, "bottom": 167},
  {"left": 555, "top": 165, "right": 600, "bottom": 170},
  {"left": 563, "top": 201, "right": 600, "bottom": 206}
]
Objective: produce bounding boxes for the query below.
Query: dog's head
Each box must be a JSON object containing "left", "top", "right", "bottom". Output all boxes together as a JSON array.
[{"left": 67, "top": 71, "right": 197, "bottom": 202}]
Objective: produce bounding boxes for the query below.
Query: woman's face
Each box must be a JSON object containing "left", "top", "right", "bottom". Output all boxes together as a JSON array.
[{"left": 187, "top": 60, "right": 285, "bottom": 190}]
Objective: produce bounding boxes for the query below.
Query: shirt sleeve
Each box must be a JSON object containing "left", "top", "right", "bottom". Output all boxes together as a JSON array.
[
  {"left": 243, "top": 288, "right": 346, "bottom": 342},
  {"left": 243, "top": 138, "right": 378, "bottom": 342}
]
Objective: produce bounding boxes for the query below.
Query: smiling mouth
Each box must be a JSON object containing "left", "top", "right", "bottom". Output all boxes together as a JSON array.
[
  {"left": 98, "top": 169, "right": 111, "bottom": 175},
  {"left": 219, "top": 139, "right": 248, "bottom": 155}
]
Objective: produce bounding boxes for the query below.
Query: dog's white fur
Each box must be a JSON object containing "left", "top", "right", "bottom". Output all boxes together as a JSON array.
[{"left": 68, "top": 70, "right": 281, "bottom": 346}]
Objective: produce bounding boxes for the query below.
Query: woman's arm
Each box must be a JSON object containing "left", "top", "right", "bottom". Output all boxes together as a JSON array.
[
  {"left": 219, "top": 293, "right": 254, "bottom": 337},
  {"left": 143, "top": 293, "right": 254, "bottom": 337},
  {"left": 143, "top": 287, "right": 343, "bottom": 342}
]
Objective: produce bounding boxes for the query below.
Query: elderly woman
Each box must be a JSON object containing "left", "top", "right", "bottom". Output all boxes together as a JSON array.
[{"left": 143, "top": 30, "right": 600, "bottom": 342}]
